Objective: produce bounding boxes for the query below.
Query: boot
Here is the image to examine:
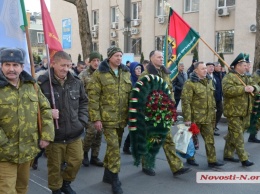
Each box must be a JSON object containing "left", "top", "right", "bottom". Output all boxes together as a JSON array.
[
  {"left": 82, "top": 152, "right": 89, "bottom": 167},
  {"left": 32, "top": 160, "right": 38, "bottom": 170},
  {"left": 60, "top": 180, "right": 76, "bottom": 194},
  {"left": 52, "top": 189, "right": 62, "bottom": 194},
  {"left": 90, "top": 156, "right": 103, "bottom": 167},
  {"left": 110, "top": 171, "right": 123, "bottom": 194},
  {"left": 103, "top": 168, "right": 121, "bottom": 185},
  {"left": 248, "top": 134, "right": 260, "bottom": 143}
]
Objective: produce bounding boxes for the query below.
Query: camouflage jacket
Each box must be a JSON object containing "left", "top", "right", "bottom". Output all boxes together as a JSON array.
[
  {"left": 78, "top": 66, "right": 95, "bottom": 93},
  {"left": 222, "top": 70, "right": 259, "bottom": 118},
  {"left": 181, "top": 72, "right": 215, "bottom": 124},
  {"left": 87, "top": 59, "right": 132, "bottom": 128},
  {"left": 139, "top": 63, "right": 175, "bottom": 101},
  {"left": 0, "top": 70, "right": 54, "bottom": 164}
]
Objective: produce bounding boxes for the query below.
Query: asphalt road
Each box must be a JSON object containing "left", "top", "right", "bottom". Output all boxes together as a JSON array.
[{"left": 28, "top": 119, "right": 260, "bottom": 194}]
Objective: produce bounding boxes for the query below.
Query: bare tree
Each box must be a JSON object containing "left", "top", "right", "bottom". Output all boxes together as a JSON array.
[
  {"left": 253, "top": 0, "right": 260, "bottom": 71},
  {"left": 63, "top": 0, "right": 92, "bottom": 60}
]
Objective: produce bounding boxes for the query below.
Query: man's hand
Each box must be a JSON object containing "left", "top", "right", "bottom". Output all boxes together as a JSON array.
[
  {"left": 39, "top": 140, "right": 49, "bottom": 148},
  {"left": 245, "top": 85, "right": 254, "bottom": 93},
  {"left": 52, "top": 109, "right": 59, "bottom": 119},
  {"left": 94, "top": 120, "right": 103, "bottom": 132}
]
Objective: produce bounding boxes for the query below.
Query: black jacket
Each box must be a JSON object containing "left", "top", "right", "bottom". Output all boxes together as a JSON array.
[
  {"left": 172, "top": 71, "right": 187, "bottom": 100},
  {"left": 38, "top": 68, "right": 88, "bottom": 143}
]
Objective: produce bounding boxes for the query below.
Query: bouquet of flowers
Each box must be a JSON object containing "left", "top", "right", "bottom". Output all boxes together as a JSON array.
[{"left": 145, "top": 90, "right": 176, "bottom": 128}]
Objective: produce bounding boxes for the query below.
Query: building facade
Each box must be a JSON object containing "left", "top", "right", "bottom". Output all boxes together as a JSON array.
[{"left": 50, "top": 0, "right": 256, "bottom": 69}]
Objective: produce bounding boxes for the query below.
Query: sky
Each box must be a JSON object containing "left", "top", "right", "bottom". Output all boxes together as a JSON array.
[{"left": 24, "top": 0, "right": 50, "bottom": 12}]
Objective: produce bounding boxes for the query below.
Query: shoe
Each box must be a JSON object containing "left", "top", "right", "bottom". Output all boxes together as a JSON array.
[
  {"left": 110, "top": 172, "right": 123, "bottom": 194},
  {"left": 103, "top": 168, "right": 121, "bottom": 186},
  {"left": 173, "top": 167, "right": 191, "bottom": 176},
  {"left": 32, "top": 160, "right": 38, "bottom": 170},
  {"left": 223, "top": 157, "right": 240, "bottom": 163},
  {"left": 248, "top": 134, "right": 260, "bottom": 143},
  {"left": 90, "top": 156, "right": 103, "bottom": 167},
  {"left": 242, "top": 160, "right": 254, "bottom": 167},
  {"left": 123, "top": 147, "right": 132, "bottom": 155},
  {"left": 142, "top": 168, "right": 156, "bottom": 176},
  {"left": 60, "top": 180, "right": 76, "bottom": 194},
  {"left": 208, "top": 161, "right": 224, "bottom": 167},
  {"left": 52, "top": 189, "right": 62, "bottom": 194},
  {"left": 187, "top": 159, "right": 199, "bottom": 166},
  {"left": 214, "top": 132, "right": 220, "bottom": 136},
  {"left": 82, "top": 152, "right": 89, "bottom": 167},
  {"left": 215, "top": 127, "right": 220, "bottom": 131}
]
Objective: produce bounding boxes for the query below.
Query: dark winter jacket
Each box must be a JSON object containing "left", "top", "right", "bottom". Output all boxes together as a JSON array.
[
  {"left": 172, "top": 71, "right": 187, "bottom": 100},
  {"left": 213, "top": 71, "right": 225, "bottom": 102},
  {"left": 38, "top": 68, "right": 88, "bottom": 143},
  {"left": 129, "top": 62, "right": 144, "bottom": 86}
]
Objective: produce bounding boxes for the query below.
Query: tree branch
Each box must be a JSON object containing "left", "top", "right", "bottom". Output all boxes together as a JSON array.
[{"left": 63, "top": 0, "right": 76, "bottom": 5}]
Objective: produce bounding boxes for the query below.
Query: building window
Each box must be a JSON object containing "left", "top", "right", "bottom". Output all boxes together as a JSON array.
[
  {"left": 156, "top": 0, "right": 167, "bottom": 16},
  {"left": 132, "top": 2, "right": 142, "bottom": 20},
  {"left": 92, "top": 10, "right": 99, "bottom": 26},
  {"left": 155, "top": 36, "right": 165, "bottom": 51},
  {"left": 111, "top": 7, "right": 119, "bottom": 23},
  {"left": 110, "top": 40, "right": 118, "bottom": 47},
  {"left": 218, "top": 0, "right": 235, "bottom": 7},
  {"left": 92, "top": 42, "right": 99, "bottom": 51},
  {"left": 37, "top": 32, "right": 44, "bottom": 43},
  {"left": 215, "top": 30, "right": 234, "bottom": 53},
  {"left": 184, "top": 0, "right": 199, "bottom": 13},
  {"left": 131, "top": 38, "right": 142, "bottom": 56}
]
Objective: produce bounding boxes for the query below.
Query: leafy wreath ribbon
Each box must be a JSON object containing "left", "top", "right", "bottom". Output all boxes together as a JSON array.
[{"left": 128, "top": 74, "right": 176, "bottom": 168}]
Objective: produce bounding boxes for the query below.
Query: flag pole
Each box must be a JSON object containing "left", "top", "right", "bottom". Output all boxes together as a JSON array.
[
  {"left": 45, "top": 44, "right": 59, "bottom": 129},
  {"left": 199, "top": 37, "right": 254, "bottom": 96},
  {"left": 24, "top": 21, "right": 43, "bottom": 134}
]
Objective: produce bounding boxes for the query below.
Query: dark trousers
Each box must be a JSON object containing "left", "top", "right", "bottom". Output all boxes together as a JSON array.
[
  {"left": 215, "top": 100, "right": 223, "bottom": 126},
  {"left": 174, "top": 98, "right": 181, "bottom": 109},
  {"left": 124, "top": 133, "right": 130, "bottom": 148},
  {"left": 34, "top": 148, "right": 45, "bottom": 163}
]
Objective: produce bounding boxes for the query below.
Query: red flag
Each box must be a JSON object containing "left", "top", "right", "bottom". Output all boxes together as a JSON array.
[{"left": 40, "top": 0, "right": 62, "bottom": 58}]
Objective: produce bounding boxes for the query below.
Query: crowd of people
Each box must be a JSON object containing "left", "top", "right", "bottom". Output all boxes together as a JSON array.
[{"left": 0, "top": 46, "right": 260, "bottom": 194}]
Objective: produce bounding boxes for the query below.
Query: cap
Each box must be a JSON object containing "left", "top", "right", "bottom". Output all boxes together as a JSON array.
[
  {"left": 192, "top": 59, "right": 198, "bottom": 63},
  {"left": 0, "top": 47, "right": 25, "bottom": 64},
  {"left": 89, "top": 51, "right": 101, "bottom": 62},
  {"left": 107, "top": 46, "right": 123, "bottom": 59},
  {"left": 230, "top": 53, "right": 246, "bottom": 67},
  {"left": 206, "top": 62, "right": 215, "bottom": 66}
]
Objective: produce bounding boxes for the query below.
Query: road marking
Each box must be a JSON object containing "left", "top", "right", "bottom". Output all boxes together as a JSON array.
[{"left": 29, "top": 178, "right": 51, "bottom": 192}]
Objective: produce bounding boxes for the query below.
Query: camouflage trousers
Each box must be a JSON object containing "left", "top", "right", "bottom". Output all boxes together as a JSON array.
[
  {"left": 45, "top": 138, "right": 83, "bottom": 191},
  {"left": 224, "top": 117, "right": 248, "bottom": 161},
  {"left": 83, "top": 122, "right": 102, "bottom": 157},
  {"left": 191, "top": 123, "right": 217, "bottom": 163},
  {"left": 103, "top": 127, "right": 124, "bottom": 173},
  {"left": 0, "top": 161, "right": 31, "bottom": 194},
  {"left": 142, "top": 131, "right": 183, "bottom": 173}
]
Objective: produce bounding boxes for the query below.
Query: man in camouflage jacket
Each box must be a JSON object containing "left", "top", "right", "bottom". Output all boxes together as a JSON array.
[
  {"left": 79, "top": 51, "right": 103, "bottom": 167},
  {"left": 87, "top": 46, "right": 131, "bottom": 194},
  {"left": 0, "top": 48, "right": 54, "bottom": 194},
  {"left": 222, "top": 53, "right": 259, "bottom": 166},
  {"left": 182, "top": 61, "right": 223, "bottom": 168},
  {"left": 139, "top": 50, "right": 191, "bottom": 177}
]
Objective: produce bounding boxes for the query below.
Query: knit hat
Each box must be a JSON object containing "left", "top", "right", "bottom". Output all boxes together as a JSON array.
[
  {"left": 89, "top": 51, "right": 101, "bottom": 62},
  {"left": 107, "top": 46, "right": 123, "bottom": 59},
  {"left": 0, "top": 47, "right": 25, "bottom": 64}
]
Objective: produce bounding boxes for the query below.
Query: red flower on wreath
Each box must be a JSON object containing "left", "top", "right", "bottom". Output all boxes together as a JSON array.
[{"left": 145, "top": 90, "right": 176, "bottom": 128}]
